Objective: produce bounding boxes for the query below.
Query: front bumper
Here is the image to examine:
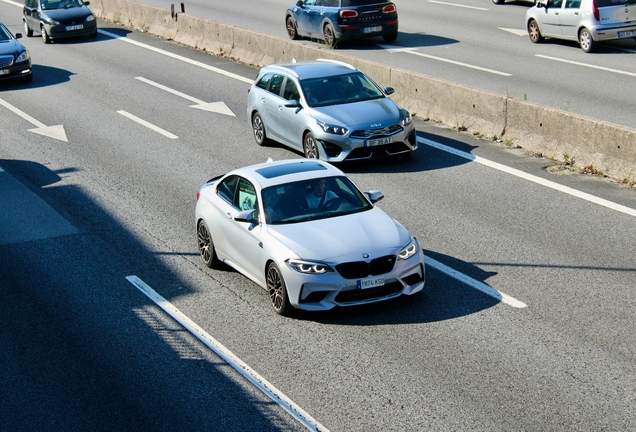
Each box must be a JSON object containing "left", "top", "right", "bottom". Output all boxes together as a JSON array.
[
  {"left": 283, "top": 240, "right": 426, "bottom": 311},
  {"left": 43, "top": 20, "right": 97, "bottom": 40},
  {"left": 0, "top": 59, "right": 32, "bottom": 81}
]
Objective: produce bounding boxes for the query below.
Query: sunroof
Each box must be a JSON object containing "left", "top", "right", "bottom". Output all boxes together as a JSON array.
[{"left": 256, "top": 161, "right": 327, "bottom": 179}]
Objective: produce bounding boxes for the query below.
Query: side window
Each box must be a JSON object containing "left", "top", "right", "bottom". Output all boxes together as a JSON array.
[
  {"left": 282, "top": 79, "right": 300, "bottom": 101},
  {"left": 550, "top": 0, "right": 564, "bottom": 7},
  {"left": 305, "top": 0, "right": 317, "bottom": 5},
  {"left": 237, "top": 178, "right": 257, "bottom": 211},
  {"left": 269, "top": 74, "right": 285, "bottom": 97},
  {"left": 217, "top": 175, "right": 238, "bottom": 205},
  {"left": 255, "top": 73, "right": 273, "bottom": 90},
  {"left": 565, "top": 0, "right": 580, "bottom": 7}
]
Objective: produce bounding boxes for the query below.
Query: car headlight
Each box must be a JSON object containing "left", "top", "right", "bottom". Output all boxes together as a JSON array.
[
  {"left": 286, "top": 259, "right": 334, "bottom": 274},
  {"left": 317, "top": 120, "right": 348, "bottom": 135},
  {"left": 86, "top": 15, "right": 95, "bottom": 21},
  {"left": 399, "top": 109, "right": 412, "bottom": 127},
  {"left": 397, "top": 238, "right": 418, "bottom": 260},
  {"left": 45, "top": 18, "right": 60, "bottom": 25},
  {"left": 16, "top": 51, "right": 30, "bottom": 63}
]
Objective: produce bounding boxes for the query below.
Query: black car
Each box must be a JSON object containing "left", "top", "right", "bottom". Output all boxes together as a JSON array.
[
  {"left": 23, "top": 0, "right": 97, "bottom": 44},
  {"left": 0, "top": 22, "right": 32, "bottom": 83},
  {"left": 285, "top": 0, "right": 399, "bottom": 48}
]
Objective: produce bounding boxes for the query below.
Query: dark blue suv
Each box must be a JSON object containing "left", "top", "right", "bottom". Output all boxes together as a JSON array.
[{"left": 285, "top": 0, "right": 399, "bottom": 48}]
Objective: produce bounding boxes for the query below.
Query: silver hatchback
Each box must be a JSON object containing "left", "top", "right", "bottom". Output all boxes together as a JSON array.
[
  {"left": 526, "top": 0, "right": 636, "bottom": 52},
  {"left": 246, "top": 59, "right": 417, "bottom": 162}
]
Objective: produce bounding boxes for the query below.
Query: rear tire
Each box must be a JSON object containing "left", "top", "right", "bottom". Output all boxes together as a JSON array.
[
  {"left": 323, "top": 23, "right": 337, "bottom": 48},
  {"left": 252, "top": 112, "right": 268, "bottom": 146},
  {"left": 492, "top": 0, "right": 505, "bottom": 3},
  {"left": 528, "top": 19, "right": 544, "bottom": 44},
  {"left": 382, "top": 32, "right": 398, "bottom": 43},
  {"left": 266, "top": 262, "right": 292, "bottom": 316},
  {"left": 23, "top": 20, "right": 33, "bottom": 37},
  {"left": 579, "top": 28, "right": 595, "bottom": 53}
]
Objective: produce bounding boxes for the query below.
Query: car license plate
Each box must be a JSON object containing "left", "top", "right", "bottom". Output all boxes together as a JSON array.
[
  {"left": 618, "top": 30, "right": 636, "bottom": 38},
  {"left": 357, "top": 277, "right": 385, "bottom": 290},
  {"left": 0, "top": 69, "right": 9, "bottom": 76},
  {"left": 365, "top": 137, "right": 393, "bottom": 147},
  {"left": 66, "top": 24, "right": 84, "bottom": 31},
  {"left": 362, "top": 26, "right": 382, "bottom": 34}
]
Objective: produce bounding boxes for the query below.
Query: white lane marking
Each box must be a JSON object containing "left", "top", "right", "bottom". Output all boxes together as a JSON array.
[
  {"left": 425, "top": 257, "right": 527, "bottom": 308},
  {"left": 116, "top": 110, "right": 178, "bottom": 139},
  {"left": 536, "top": 55, "right": 636, "bottom": 77},
  {"left": 418, "top": 136, "right": 636, "bottom": 217},
  {"left": 99, "top": 29, "right": 254, "bottom": 84},
  {"left": 0, "top": 97, "right": 68, "bottom": 142},
  {"left": 125, "top": 276, "right": 330, "bottom": 432},
  {"left": 500, "top": 27, "right": 528, "bottom": 37},
  {"left": 377, "top": 45, "right": 512, "bottom": 76},
  {"left": 135, "top": 77, "right": 236, "bottom": 116},
  {"left": 428, "top": 0, "right": 489, "bottom": 10}
]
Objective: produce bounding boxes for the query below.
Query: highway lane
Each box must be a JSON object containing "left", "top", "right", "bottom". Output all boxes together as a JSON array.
[
  {"left": 2, "top": 5, "right": 636, "bottom": 430},
  {"left": 133, "top": 0, "right": 636, "bottom": 130}
]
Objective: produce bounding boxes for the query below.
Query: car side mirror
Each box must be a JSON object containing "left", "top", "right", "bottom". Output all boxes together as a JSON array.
[
  {"left": 364, "top": 190, "right": 384, "bottom": 204},
  {"left": 284, "top": 100, "right": 301, "bottom": 108},
  {"left": 384, "top": 87, "right": 394, "bottom": 96},
  {"left": 296, "top": 0, "right": 303, "bottom": 6},
  {"left": 84, "top": 1, "right": 91, "bottom": 5},
  {"left": 235, "top": 209, "right": 257, "bottom": 224},
  {"left": 15, "top": 33, "right": 23, "bottom": 39}
]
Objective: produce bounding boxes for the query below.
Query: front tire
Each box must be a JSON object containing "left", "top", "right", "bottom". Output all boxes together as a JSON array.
[
  {"left": 23, "top": 20, "right": 33, "bottom": 37},
  {"left": 303, "top": 132, "right": 319, "bottom": 159},
  {"left": 528, "top": 20, "right": 543, "bottom": 44},
  {"left": 323, "top": 23, "right": 337, "bottom": 48},
  {"left": 579, "top": 28, "right": 595, "bottom": 53},
  {"left": 41, "top": 27, "right": 50, "bottom": 44},
  {"left": 252, "top": 112, "right": 268, "bottom": 146},
  {"left": 197, "top": 220, "right": 220, "bottom": 269},
  {"left": 266, "top": 262, "right": 292, "bottom": 316},
  {"left": 286, "top": 16, "right": 299, "bottom": 40}
]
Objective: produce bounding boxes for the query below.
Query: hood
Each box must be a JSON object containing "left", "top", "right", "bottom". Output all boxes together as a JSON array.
[
  {"left": 267, "top": 207, "right": 411, "bottom": 261},
  {"left": 311, "top": 99, "right": 401, "bottom": 129},
  {"left": 0, "top": 40, "right": 25, "bottom": 57}
]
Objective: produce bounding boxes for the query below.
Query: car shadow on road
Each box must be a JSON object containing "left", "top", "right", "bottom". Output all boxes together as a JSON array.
[
  {"left": 333, "top": 31, "right": 458, "bottom": 50},
  {"left": 295, "top": 249, "right": 501, "bottom": 325}
]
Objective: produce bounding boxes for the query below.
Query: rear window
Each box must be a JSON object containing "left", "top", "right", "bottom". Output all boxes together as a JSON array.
[{"left": 597, "top": 0, "right": 635, "bottom": 5}]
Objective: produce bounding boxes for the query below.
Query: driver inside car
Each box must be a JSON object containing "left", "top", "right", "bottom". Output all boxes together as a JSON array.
[{"left": 305, "top": 179, "right": 338, "bottom": 209}]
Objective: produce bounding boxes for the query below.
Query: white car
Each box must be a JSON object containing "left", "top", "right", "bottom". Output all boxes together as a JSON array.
[
  {"left": 195, "top": 159, "right": 425, "bottom": 316},
  {"left": 526, "top": 0, "right": 636, "bottom": 52}
]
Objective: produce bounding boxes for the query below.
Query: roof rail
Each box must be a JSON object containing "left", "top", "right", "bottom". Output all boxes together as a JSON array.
[{"left": 316, "top": 58, "right": 356, "bottom": 70}]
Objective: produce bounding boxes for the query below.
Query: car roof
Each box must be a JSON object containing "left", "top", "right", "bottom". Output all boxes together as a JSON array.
[
  {"left": 260, "top": 59, "right": 359, "bottom": 81},
  {"left": 232, "top": 159, "right": 346, "bottom": 189}
]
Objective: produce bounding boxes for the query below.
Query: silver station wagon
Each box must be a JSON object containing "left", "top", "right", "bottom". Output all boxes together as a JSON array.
[{"left": 526, "top": 0, "right": 636, "bottom": 52}]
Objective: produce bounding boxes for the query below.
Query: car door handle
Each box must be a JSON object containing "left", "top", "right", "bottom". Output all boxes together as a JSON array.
[
  {"left": 260, "top": 97, "right": 266, "bottom": 103},
  {"left": 277, "top": 105, "right": 283, "bottom": 111},
  {"left": 226, "top": 212, "right": 232, "bottom": 218}
]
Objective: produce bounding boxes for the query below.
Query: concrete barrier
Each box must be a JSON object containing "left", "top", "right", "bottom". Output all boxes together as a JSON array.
[{"left": 90, "top": 0, "right": 635, "bottom": 182}]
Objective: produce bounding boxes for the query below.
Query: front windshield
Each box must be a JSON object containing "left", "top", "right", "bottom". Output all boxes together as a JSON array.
[
  {"left": 300, "top": 72, "right": 385, "bottom": 108},
  {"left": 262, "top": 176, "right": 373, "bottom": 224},
  {"left": 42, "top": 0, "right": 83, "bottom": 10},
  {"left": 0, "top": 24, "right": 13, "bottom": 41}
]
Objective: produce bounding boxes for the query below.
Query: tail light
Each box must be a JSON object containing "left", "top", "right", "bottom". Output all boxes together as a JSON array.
[
  {"left": 197, "top": 192, "right": 201, "bottom": 201},
  {"left": 340, "top": 10, "right": 358, "bottom": 18},
  {"left": 592, "top": 0, "right": 600, "bottom": 21},
  {"left": 382, "top": 4, "right": 396, "bottom": 13}
]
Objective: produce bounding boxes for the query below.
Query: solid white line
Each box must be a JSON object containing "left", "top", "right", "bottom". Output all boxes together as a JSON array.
[
  {"left": 135, "top": 77, "right": 205, "bottom": 104},
  {"left": 378, "top": 46, "right": 512, "bottom": 76},
  {"left": 428, "top": 0, "right": 489, "bottom": 10},
  {"left": 418, "top": 137, "right": 636, "bottom": 217},
  {"left": 116, "top": 110, "right": 178, "bottom": 139},
  {"left": 99, "top": 29, "right": 254, "bottom": 84},
  {"left": 536, "top": 55, "right": 636, "bottom": 77},
  {"left": 125, "top": 276, "right": 330, "bottom": 432},
  {"left": 425, "top": 257, "right": 527, "bottom": 308}
]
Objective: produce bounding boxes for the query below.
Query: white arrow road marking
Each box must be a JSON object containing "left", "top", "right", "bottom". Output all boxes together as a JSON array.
[
  {"left": 429, "top": 0, "right": 489, "bottom": 10},
  {"left": 135, "top": 76, "right": 236, "bottom": 116},
  {"left": 500, "top": 27, "right": 529, "bottom": 37},
  {"left": 126, "top": 276, "right": 330, "bottom": 432},
  {"left": 377, "top": 45, "right": 512, "bottom": 76},
  {"left": 117, "top": 110, "right": 178, "bottom": 139},
  {"left": 0, "top": 97, "right": 68, "bottom": 142}
]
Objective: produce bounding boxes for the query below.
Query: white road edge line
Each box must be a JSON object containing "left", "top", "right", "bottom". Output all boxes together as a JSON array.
[
  {"left": 125, "top": 276, "right": 330, "bottom": 432},
  {"left": 418, "top": 137, "right": 636, "bottom": 218},
  {"left": 116, "top": 110, "right": 178, "bottom": 139},
  {"left": 99, "top": 29, "right": 254, "bottom": 84},
  {"left": 536, "top": 54, "right": 636, "bottom": 77},
  {"left": 425, "top": 257, "right": 527, "bottom": 308}
]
